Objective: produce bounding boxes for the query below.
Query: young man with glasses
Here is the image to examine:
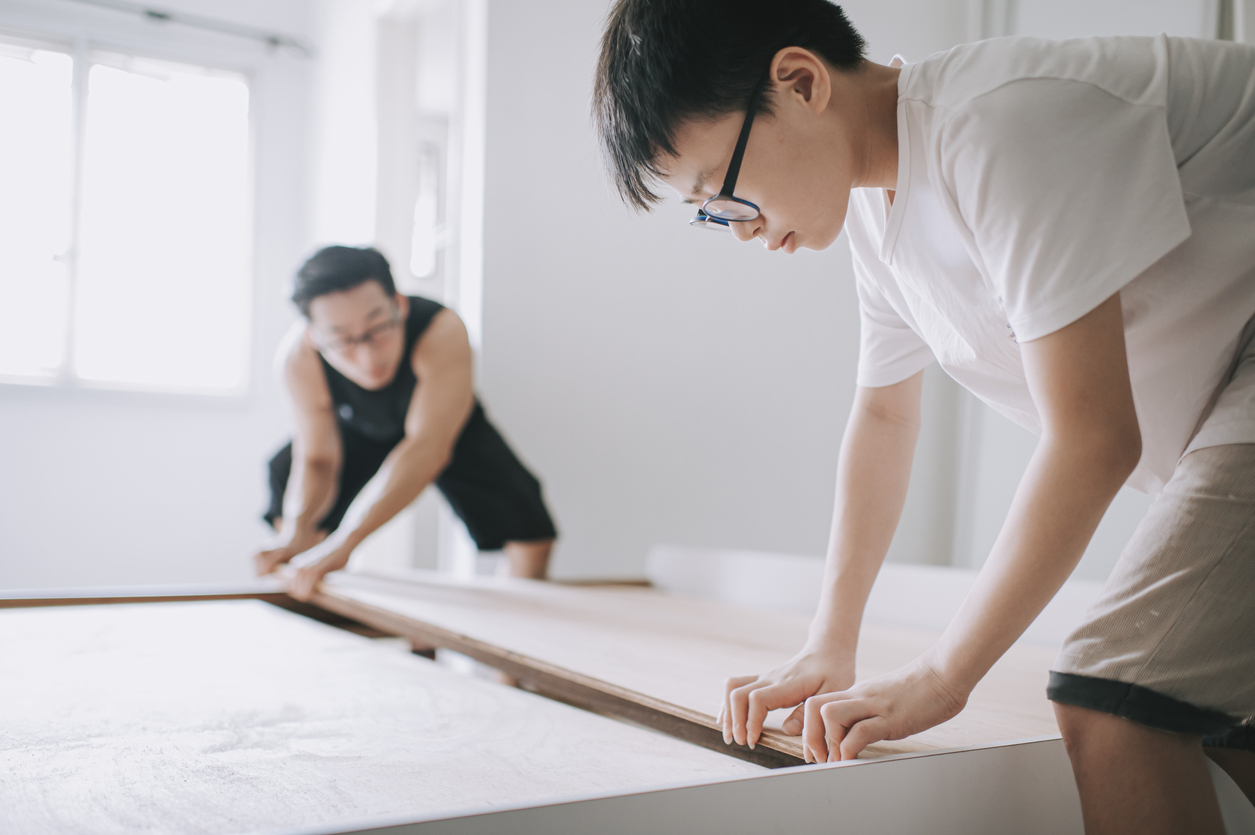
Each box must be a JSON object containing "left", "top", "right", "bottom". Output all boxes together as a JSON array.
[
  {"left": 254, "top": 246, "right": 557, "bottom": 600},
  {"left": 594, "top": 1, "right": 1255, "bottom": 832}
]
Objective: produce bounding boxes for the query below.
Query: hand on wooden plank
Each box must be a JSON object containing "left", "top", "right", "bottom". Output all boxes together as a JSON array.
[
  {"left": 253, "top": 527, "right": 327, "bottom": 577},
  {"left": 800, "top": 653, "right": 968, "bottom": 763},
  {"left": 721, "top": 647, "right": 855, "bottom": 749},
  {"left": 285, "top": 537, "right": 354, "bottom": 601}
]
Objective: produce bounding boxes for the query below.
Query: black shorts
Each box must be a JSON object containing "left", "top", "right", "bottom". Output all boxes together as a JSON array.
[{"left": 264, "top": 402, "right": 557, "bottom": 551}]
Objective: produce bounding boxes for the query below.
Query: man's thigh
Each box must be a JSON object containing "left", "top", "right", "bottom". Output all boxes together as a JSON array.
[{"left": 1050, "top": 443, "right": 1255, "bottom": 743}]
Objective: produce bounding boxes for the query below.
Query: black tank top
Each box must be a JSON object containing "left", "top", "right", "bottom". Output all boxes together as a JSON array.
[{"left": 319, "top": 296, "right": 445, "bottom": 445}]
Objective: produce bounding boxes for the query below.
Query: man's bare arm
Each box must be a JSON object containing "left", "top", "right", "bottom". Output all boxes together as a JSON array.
[
  {"left": 288, "top": 310, "right": 474, "bottom": 599},
  {"left": 930, "top": 293, "right": 1140, "bottom": 688},
  {"left": 254, "top": 325, "right": 343, "bottom": 575},
  {"left": 801, "top": 293, "right": 1140, "bottom": 761},
  {"left": 724, "top": 371, "right": 923, "bottom": 747}
]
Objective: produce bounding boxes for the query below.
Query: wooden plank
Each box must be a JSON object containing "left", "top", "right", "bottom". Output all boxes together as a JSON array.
[
  {"left": 312, "top": 570, "right": 1061, "bottom": 764},
  {"left": 0, "top": 600, "right": 761, "bottom": 835},
  {"left": 311, "top": 578, "right": 797, "bottom": 769}
]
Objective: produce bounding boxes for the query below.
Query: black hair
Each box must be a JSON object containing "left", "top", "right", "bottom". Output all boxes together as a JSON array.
[
  {"left": 291, "top": 245, "right": 397, "bottom": 318},
  {"left": 593, "top": 0, "right": 866, "bottom": 212}
]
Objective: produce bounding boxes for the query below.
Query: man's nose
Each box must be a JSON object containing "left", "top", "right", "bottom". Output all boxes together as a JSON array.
[
  {"left": 730, "top": 219, "right": 760, "bottom": 243},
  {"left": 350, "top": 339, "right": 383, "bottom": 362}
]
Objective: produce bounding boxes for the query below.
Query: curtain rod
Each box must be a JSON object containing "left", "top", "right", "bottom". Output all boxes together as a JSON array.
[{"left": 61, "top": 0, "right": 313, "bottom": 58}]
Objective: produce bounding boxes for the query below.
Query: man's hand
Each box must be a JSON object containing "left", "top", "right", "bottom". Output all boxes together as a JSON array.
[
  {"left": 721, "top": 645, "right": 856, "bottom": 748},
  {"left": 253, "top": 528, "right": 326, "bottom": 577},
  {"left": 799, "top": 652, "right": 968, "bottom": 763},
  {"left": 287, "top": 538, "right": 353, "bottom": 601}
]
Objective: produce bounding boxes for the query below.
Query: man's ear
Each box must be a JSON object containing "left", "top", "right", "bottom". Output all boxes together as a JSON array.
[
  {"left": 395, "top": 293, "right": 410, "bottom": 318},
  {"left": 769, "top": 47, "right": 832, "bottom": 115}
]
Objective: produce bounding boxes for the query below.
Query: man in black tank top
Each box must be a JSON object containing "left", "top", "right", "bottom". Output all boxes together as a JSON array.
[{"left": 253, "top": 246, "right": 556, "bottom": 600}]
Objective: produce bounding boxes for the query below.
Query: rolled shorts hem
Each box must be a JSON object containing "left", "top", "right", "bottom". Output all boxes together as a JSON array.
[{"left": 1048, "top": 671, "right": 1250, "bottom": 749}]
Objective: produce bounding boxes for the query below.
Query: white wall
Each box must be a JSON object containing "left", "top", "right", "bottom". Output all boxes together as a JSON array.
[
  {"left": 1012, "top": 0, "right": 1219, "bottom": 41},
  {"left": 0, "top": 0, "right": 314, "bottom": 588},
  {"left": 3, "top": 0, "right": 1223, "bottom": 590},
  {"left": 475, "top": 0, "right": 972, "bottom": 579}
]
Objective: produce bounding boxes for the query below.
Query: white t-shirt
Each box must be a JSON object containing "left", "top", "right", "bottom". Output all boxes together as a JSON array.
[{"left": 848, "top": 35, "right": 1255, "bottom": 494}]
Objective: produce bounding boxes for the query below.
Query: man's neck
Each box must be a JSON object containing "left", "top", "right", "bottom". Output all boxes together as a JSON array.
[{"left": 845, "top": 61, "right": 901, "bottom": 192}]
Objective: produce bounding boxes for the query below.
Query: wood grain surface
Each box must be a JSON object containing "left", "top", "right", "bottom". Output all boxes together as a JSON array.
[
  {"left": 315, "top": 571, "right": 1061, "bottom": 763},
  {"left": 0, "top": 600, "right": 761, "bottom": 835}
]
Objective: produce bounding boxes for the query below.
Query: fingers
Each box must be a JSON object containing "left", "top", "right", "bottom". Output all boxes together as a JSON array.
[
  {"left": 802, "top": 693, "right": 878, "bottom": 763},
  {"left": 839, "top": 716, "right": 890, "bottom": 761},
  {"left": 725, "top": 676, "right": 763, "bottom": 746},
  {"left": 821, "top": 699, "right": 877, "bottom": 762},
  {"left": 255, "top": 547, "right": 292, "bottom": 577},
  {"left": 289, "top": 561, "right": 330, "bottom": 602},
  {"left": 744, "top": 683, "right": 793, "bottom": 748},
  {"left": 289, "top": 548, "right": 349, "bottom": 601},
  {"left": 288, "top": 566, "right": 314, "bottom": 601},
  {"left": 722, "top": 675, "right": 755, "bottom": 743},
  {"left": 782, "top": 704, "right": 805, "bottom": 736},
  {"left": 803, "top": 694, "right": 833, "bottom": 763},
  {"left": 254, "top": 551, "right": 274, "bottom": 576}
]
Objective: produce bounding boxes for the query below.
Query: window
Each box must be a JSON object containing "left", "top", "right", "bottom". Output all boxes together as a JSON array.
[{"left": 0, "top": 39, "right": 252, "bottom": 394}]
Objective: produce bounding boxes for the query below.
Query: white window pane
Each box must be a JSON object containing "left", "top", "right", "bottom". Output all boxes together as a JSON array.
[
  {"left": 74, "top": 55, "right": 251, "bottom": 392},
  {"left": 409, "top": 147, "right": 442, "bottom": 280},
  {"left": 0, "top": 47, "right": 73, "bottom": 378}
]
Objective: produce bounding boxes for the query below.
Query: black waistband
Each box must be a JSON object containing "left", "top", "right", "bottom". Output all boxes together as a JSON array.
[{"left": 1048, "top": 671, "right": 1246, "bottom": 744}]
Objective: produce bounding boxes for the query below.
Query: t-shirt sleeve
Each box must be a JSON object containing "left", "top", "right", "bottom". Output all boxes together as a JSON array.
[
  {"left": 939, "top": 78, "right": 1191, "bottom": 342},
  {"left": 847, "top": 210, "right": 935, "bottom": 387}
]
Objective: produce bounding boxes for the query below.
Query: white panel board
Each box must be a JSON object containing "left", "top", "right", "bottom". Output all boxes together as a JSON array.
[
  {"left": 316, "top": 739, "right": 1086, "bottom": 835},
  {"left": 646, "top": 545, "right": 1104, "bottom": 648},
  {"left": 0, "top": 601, "right": 759, "bottom": 835}
]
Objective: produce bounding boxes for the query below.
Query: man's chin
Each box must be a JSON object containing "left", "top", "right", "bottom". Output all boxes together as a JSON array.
[
  {"left": 808, "top": 224, "right": 846, "bottom": 252},
  {"left": 350, "top": 370, "right": 391, "bottom": 390}
]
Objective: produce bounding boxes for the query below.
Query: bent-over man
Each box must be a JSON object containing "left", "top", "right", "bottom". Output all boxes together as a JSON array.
[
  {"left": 593, "top": 1, "right": 1254, "bottom": 832},
  {"left": 255, "top": 245, "right": 556, "bottom": 599}
]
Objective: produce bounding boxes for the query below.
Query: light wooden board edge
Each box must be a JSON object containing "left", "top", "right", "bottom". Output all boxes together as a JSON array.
[
  {"left": 310, "top": 584, "right": 803, "bottom": 770},
  {"left": 0, "top": 587, "right": 290, "bottom": 609},
  {"left": 0, "top": 586, "right": 398, "bottom": 638}
]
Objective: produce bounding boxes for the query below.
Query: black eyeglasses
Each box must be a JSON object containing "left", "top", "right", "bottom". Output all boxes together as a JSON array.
[
  {"left": 690, "top": 72, "right": 769, "bottom": 232},
  {"left": 314, "top": 309, "right": 403, "bottom": 355}
]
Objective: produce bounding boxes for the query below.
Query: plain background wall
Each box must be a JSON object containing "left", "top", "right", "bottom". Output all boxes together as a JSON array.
[
  {"left": 0, "top": 0, "right": 1235, "bottom": 589},
  {"left": 0, "top": 0, "right": 313, "bottom": 587},
  {"left": 476, "top": 0, "right": 975, "bottom": 579}
]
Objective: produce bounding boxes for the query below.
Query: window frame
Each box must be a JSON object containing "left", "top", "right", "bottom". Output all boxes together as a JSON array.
[{"left": 0, "top": 13, "right": 263, "bottom": 400}]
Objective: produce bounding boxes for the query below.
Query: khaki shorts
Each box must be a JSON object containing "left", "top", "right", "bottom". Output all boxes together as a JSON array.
[{"left": 1049, "top": 443, "right": 1255, "bottom": 749}]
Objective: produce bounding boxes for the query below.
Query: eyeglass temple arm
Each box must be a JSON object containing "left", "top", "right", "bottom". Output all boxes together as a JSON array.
[{"left": 715, "top": 72, "right": 770, "bottom": 198}]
